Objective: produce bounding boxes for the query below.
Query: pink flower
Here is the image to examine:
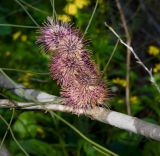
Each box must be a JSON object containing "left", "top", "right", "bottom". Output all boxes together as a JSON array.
[
  {"left": 37, "top": 17, "right": 108, "bottom": 113},
  {"left": 61, "top": 81, "right": 108, "bottom": 112},
  {"left": 50, "top": 54, "right": 84, "bottom": 86},
  {"left": 37, "top": 17, "right": 72, "bottom": 52}
]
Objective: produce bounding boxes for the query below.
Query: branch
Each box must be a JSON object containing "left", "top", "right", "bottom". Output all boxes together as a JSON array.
[
  {"left": 1, "top": 71, "right": 160, "bottom": 141},
  {"left": 1, "top": 99, "right": 160, "bottom": 141},
  {"left": 104, "top": 22, "right": 160, "bottom": 93},
  {"left": 0, "top": 70, "right": 57, "bottom": 102}
]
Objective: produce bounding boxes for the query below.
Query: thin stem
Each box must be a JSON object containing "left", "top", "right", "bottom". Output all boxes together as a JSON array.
[
  {"left": 104, "top": 22, "right": 160, "bottom": 93},
  {"left": 82, "top": 0, "right": 99, "bottom": 39},
  {"left": 0, "top": 112, "right": 30, "bottom": 156},
  {"left": 93, "top": 146, "right": 110, "bottom": 156},
  {"left": 0, "top": 24, "right": 37, "bottom": 28},
  {"left": 0, "top": 109, "right": 15, "bottom": 150},
  {"left": 1, "top": 67, "right": 49, "bottom": 75},
  {"left": 14, "top": 0, "right": 39, "bottom": 27},
  {"left": 102, "top": 39, "right": 119, "bottom": 77},
  {"left": 52, "top": 112, "right": 118, "bottom": 156},
  {"left": 0, "top": 0, "right": 44, "bottom": 21},
  {"left": 50, "top": 0, "right": 57, "bottom": 20},
  {"left": 20, "top": 0, "right": 48, "bottom": 15}
]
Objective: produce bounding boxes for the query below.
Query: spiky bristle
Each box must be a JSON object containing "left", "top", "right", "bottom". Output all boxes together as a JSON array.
[{"left": 37, "top": 17, "right": 108, "bottom": 114}]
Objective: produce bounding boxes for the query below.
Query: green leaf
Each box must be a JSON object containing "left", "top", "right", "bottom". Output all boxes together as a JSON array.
[
  {"left": 13, "top": 112, "right": 38, "bottom": 138},
  {"left": 10, "top": 139, "right": 59, "bottom": 156},
  {"left": 143, "top": 141, "right": 160, "bottom": 156}
]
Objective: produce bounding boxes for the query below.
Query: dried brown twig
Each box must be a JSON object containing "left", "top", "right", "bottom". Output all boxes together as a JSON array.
[{"left": 115, "top": 0, "right": 132, "bottom": 116}]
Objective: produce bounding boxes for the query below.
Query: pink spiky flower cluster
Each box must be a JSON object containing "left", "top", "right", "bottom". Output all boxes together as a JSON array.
[{"left": 37, "top": 17, "right": 108, "bottom": 113}]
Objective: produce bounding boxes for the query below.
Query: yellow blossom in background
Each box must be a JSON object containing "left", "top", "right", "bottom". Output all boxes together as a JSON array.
[
  {"left": 12, "top": 31, "right": 21, "bottom": 40},
  {"left": 58, "top": 14, "right": 71, "bottom": 22},
  {"left": 118, "top": 99, "right": 124, "bottom": 104},
  {"left": 21, "top": 35, "right": 27, "bottom": 42},
  {"left": 148, "top": 45, "right": 160, "bottom": 56},
  {"left": 153, "top": 64, "right": 160, "bottom": 73},
  {"left": 118, "top": 96, "right": 139, "bottom": 105},
  {"left": 37, "top": 127, "right": 45, "bottom": 138},
  {"left": 112, "top": 78, "right": 126, "bottom": 87},
  {"left": 5, "top": 51, "right": 11, "bottom": 57},
  {"left": 23, "top": 82, "right": 30, "bottom": 87},
  {"left": 26, "top": 73, "right": 33, "bottom": 77},
  {"left": 64, "top": 3, "right": 78, "bottom": 15},
  {"left": 130, "top": 96, "right": 139, "bottom": 104},
  {"left": 74, "top": 0, "right": 90, "bottom": 9},
  {"left": 18, "top": 72, "right": 33, "bottom": 87}
]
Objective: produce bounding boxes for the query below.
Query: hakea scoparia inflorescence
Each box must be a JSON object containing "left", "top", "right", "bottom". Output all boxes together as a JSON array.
[{"left": 37, "top": 17, "right": 108, "bottom": 113}]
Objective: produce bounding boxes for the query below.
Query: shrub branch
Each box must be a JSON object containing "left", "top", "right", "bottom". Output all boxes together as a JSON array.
[
  {"left": 104, "top": 22, "right": 160, "bottom": 93},
  {"left": 0, "top": 72, "right": 160, "bottom": 141}
]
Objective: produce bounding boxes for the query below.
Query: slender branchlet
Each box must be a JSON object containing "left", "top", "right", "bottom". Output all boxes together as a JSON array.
[{"left": 37, "top": 17, "right": 108, "bottom": 113}]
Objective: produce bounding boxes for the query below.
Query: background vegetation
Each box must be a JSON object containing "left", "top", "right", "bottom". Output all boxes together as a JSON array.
[{"left": 0, "top": 0, "right": 160, "bottom": 155}]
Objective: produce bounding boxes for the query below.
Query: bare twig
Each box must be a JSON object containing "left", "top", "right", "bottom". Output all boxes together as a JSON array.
[
  {"left": 1, "top": 60, "right": 160, "bottom": 142},
  {"left": 115, "top": 0, "right": 132, "bottom": 115},
  {"left": 1, "top": 71, "right": 160, "bottom": 141},
  {"left": 104, "top": 22, "right": 160, "bottom": 93},
  {"left": 0, "top": 70, "right": 116, "bottom": 156},
  {"left": 1, "top": 99, "right": 160, "bottom": 141}
]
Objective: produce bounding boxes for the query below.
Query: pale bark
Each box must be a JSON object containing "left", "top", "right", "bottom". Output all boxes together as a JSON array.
[
  {"left": 1, "top": 99, "right": 160, "bottom": 141},
  {"left": 1, "top": 72, "right": 160, "bottom": 141}
]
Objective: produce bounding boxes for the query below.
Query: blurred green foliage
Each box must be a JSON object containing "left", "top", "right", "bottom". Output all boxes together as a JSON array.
[{"left": 0, "top": 0, "right": 160, "bottom": 155}]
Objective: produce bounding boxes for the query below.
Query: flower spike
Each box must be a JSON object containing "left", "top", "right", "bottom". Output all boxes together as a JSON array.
[{"left": 37, "top": 17, "right": 108, "bottom": 113}]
